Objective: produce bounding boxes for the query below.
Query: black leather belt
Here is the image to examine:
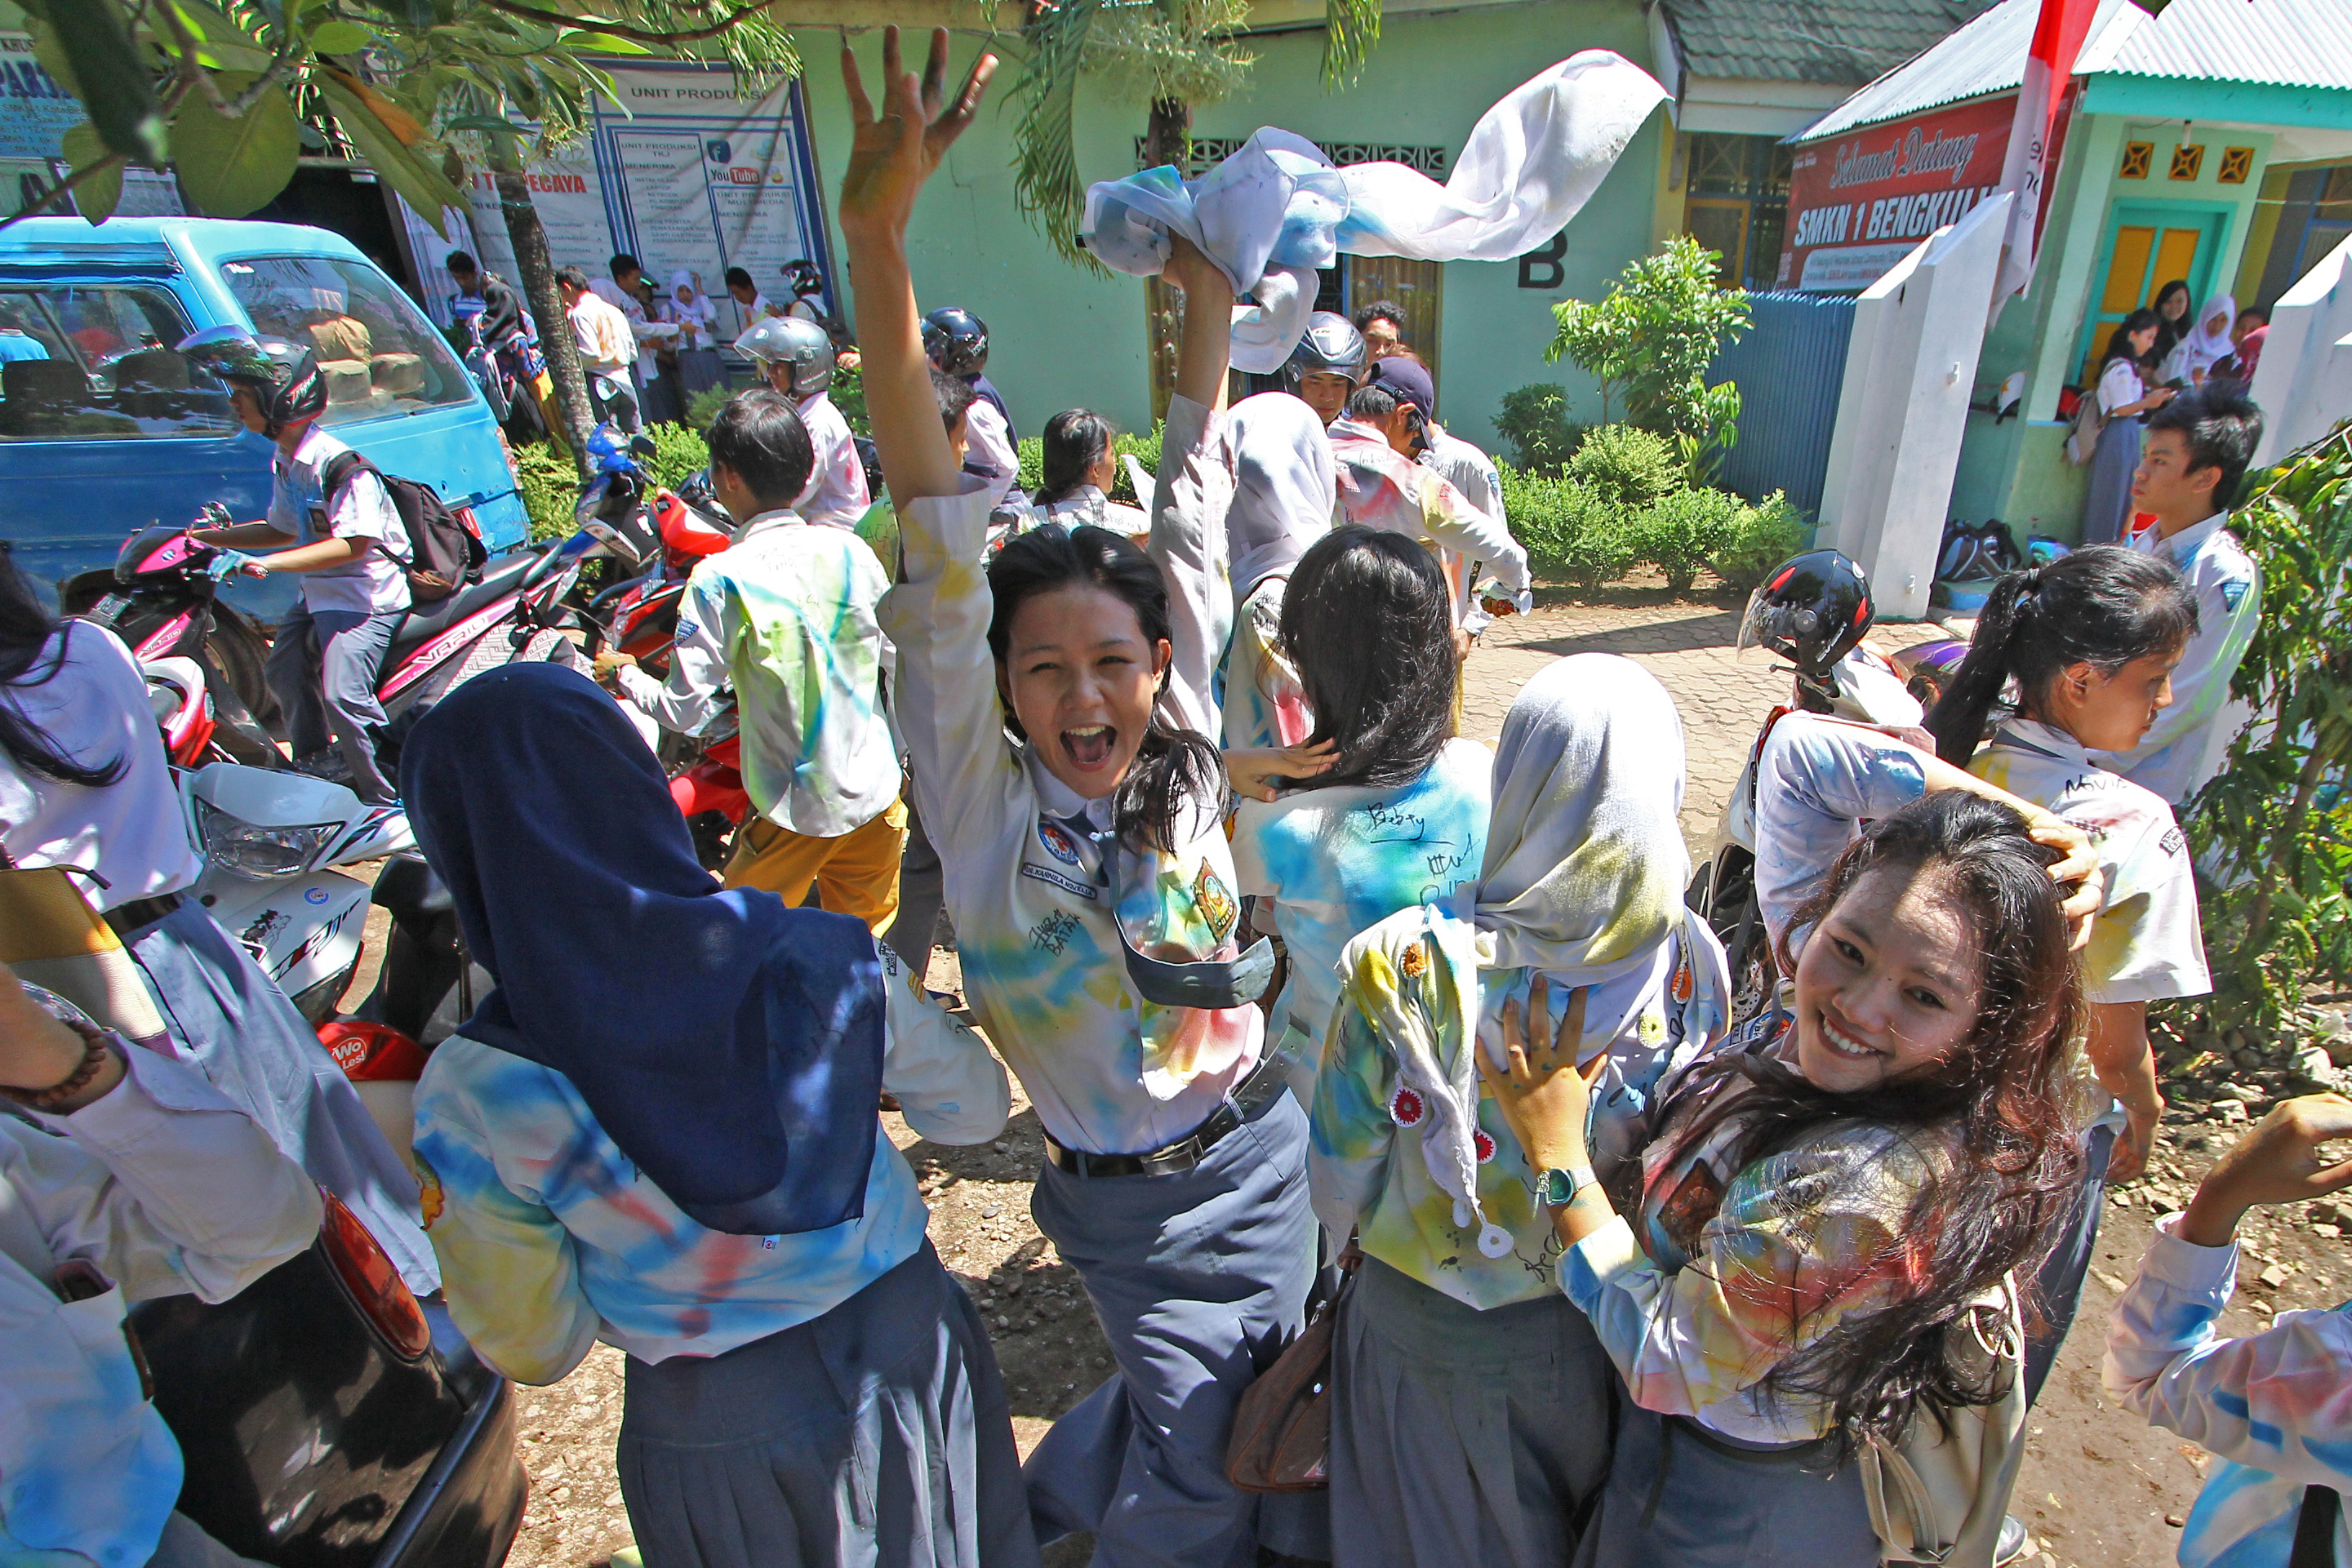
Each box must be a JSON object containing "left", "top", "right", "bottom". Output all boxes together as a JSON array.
[
  {"left": 104, "top": 890, "right": 183, "bottom": 939},
  {"left": 1045, "top": 1051, "right": 1290, "bottom": 1179}
]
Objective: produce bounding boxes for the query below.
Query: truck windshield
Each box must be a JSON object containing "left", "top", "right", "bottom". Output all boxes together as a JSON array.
[
  {"left": 0, "top": 283, "right": 238, "bottom": 441},
  {"left": 220, "top": 255, "right": 472, "bottom": 426}
]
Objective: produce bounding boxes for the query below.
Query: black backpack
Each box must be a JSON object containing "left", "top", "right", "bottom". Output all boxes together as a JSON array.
[{"left": 320, "top": 451, "right": 487, "bottom": 604}]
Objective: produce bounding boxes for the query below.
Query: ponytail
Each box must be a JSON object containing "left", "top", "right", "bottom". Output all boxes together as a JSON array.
[
  {"left": 1034, "top": 409, "right": 1115, "bottom": 509},
  {"left": 1923, "top": 545, "right": 2199, "bottom": 765}
]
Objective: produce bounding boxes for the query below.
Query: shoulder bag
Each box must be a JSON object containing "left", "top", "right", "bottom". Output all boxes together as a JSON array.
[{"left": 1859, "top": 1273, "right": 2028, "bottom": 1567}]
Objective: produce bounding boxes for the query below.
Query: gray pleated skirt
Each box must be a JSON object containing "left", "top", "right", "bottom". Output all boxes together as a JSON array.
[
  {"left": 1023, "top": 1091, "right": 1320, "bottom": 1568},
  {"left": 123, "top": 900, "right": 438, "bottom": 1295},
  {"left": 2081, "top": 415, "right": 2143, "bottom": 546},
  {"left": 617, "top": 1242, "right": 1037, "bottom": 1568},
  {"left": 1572, "top": 1401, "right": 1878, "bottom": 1568},
  {"left": 1330, "top": 1256, "right": 1616, "bottom": 1568}
]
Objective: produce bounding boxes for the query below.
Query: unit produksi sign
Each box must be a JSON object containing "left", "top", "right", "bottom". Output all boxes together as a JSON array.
[
  {"left": 1776, "top": 94, "right": 2014, "bottom": 292},
  {"left": 447, "top": 62, "right": 834, "bottom": 340}
]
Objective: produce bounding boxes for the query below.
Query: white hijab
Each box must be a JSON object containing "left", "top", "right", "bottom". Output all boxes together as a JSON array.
[
  {"left": 668, "top": 270, "right": 718, "bottom": 326},
  {"left": 1477, "top": 653, "right": 1689, "bottom": 983},
  {"left": 2174, "top": 293, "right": 2235, "bottom": 381},
  {"left": 1224, "top": 391, "right": 1336, "bottom": 599}
]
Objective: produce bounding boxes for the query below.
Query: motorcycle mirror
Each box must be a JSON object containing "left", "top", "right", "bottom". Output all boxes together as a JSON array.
[
  {"left": 580, "top": 522, "right": 643, "bottom": 569},
  {"left": 629, "top": 433, "right": 659, "bottom": 461}
]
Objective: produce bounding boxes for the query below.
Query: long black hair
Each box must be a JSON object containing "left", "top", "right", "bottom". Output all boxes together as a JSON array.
[
  {"left": 2151, "top": 278, "right": 2192, "bottom": 360},
  {"left": 1663, "top": 792, "right": 2085, "bottom": 1459},
  {"left": 2102, "top": 307, "right": 2162, "bottom": 373},
  {"left": 985, "top": 523, "right": 1225, "bottom": 853},
  {"left": 1034, "top": 409, "right": 1115, "bottom": 509},
  {"left": 0, "top": 546, "right": 127, "bottom": 788},
  {"left": 1923, "top": 546, "right": 2197, "bottom": 765},
  {"left": 1278, "top": 526, "right": 1456, "bottom": 790}
]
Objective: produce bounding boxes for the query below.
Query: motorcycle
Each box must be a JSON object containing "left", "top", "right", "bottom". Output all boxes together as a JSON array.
[
  {"left": 67, "top": 509, "right": 638, "bottom": 774},
  {"left": 589, "top": 469, "right": 732, "bottom": 671},
  {"left": 178, "top": 761, "right": 410, "bottom": 1025}
]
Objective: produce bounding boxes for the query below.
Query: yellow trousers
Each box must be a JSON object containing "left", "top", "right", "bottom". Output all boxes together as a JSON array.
[{"left": 721, "top": 798, "right": 909, "bottom": 939}]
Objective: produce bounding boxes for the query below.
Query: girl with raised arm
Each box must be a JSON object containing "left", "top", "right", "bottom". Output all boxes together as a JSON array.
[{"left": 839, "top": 31, "right": 1317, "bottom": 1568}]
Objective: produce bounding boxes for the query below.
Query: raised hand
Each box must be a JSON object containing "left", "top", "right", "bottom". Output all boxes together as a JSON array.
[
  {"left": 838, "top": 27, "right": 995, "bottom": 244},
  {"left": 2181, "top": 1095, "right": 2352, "bottom": 1247}
]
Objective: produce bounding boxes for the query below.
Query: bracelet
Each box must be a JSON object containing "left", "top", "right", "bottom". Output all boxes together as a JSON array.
[{"left": 0, "top": 1024, "right": 114, "bottom": 1112}]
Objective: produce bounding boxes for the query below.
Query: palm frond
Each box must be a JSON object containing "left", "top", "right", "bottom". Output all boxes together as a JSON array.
[
  {"left": 1007, "top": 0, "right": 1105, "bottom": 266},
  {"left": 1320, "top": 0, "right": 1382, "bottom": 85}
]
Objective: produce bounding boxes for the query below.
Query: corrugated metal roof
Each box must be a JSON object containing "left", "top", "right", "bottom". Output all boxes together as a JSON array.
[
  {"left": 2080, "top": 0, "right": 2352, "bottom": 91},
  {"left": 1794, "top": 0, "right": 2352, "bottom": 144},
  {"left": 1660, "top": 0, "right": 1999, "bottom": 87}
]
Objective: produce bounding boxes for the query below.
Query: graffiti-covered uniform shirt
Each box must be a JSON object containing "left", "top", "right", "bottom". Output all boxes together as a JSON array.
[
  {"left": 411, "top": 946, "right": 1008, "bottom": 1382},
  {"left": 1231, "top": 737, "right": 1492, "bottom": 1086},
  {"left": 2106, "top": 1214, "right": 2352, "bottom": 1568},
  {"left": 882, "top": 395, "right": 1267, "bottom": 1157},
  {"left": 1310, "top": 922, "right": 1728, "bottom": 1311},
  {"left": 1563, "top": 1033, "right": 1953, "bottom": 1441},
  {"left": 1969, "top": 717, "right": 2209, "bottom": 1006}
]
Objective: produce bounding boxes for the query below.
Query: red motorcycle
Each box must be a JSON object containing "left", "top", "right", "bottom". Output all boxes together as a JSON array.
[{"left": 589, "top": 478, "right": 732, "bottom": 673}]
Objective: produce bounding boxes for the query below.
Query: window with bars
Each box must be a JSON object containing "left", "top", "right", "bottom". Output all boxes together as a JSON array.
[{"left": 1678, "top": 131, "right": 1792, "bottom": 291}]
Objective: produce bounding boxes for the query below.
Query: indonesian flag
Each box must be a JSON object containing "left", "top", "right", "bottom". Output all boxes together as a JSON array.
[{"left": 1991, "top": 0, "right": 2101, "bottom": 313}]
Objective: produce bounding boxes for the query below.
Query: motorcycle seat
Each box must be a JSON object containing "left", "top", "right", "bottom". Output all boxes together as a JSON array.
[{"left": 389, "top": 548, "right": 541, "bottom": 652}]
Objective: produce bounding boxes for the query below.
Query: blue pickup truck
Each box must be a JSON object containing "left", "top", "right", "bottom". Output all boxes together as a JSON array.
[{"left": 0, "top": 216, "right": 527, "bottom": 597}]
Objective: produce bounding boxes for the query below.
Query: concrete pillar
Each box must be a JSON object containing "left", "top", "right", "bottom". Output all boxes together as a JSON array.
[
  {"left": 1816, "top": 192, "right": 2013, "bottom": 621},
  {"left": 2248, "top": 231, "right": 2352, "bottom": 469}
]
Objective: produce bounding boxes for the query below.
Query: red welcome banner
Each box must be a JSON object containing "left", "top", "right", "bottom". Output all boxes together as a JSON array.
[{"left": 1776, "top": 93, "right": 2016, "bottom": 292}]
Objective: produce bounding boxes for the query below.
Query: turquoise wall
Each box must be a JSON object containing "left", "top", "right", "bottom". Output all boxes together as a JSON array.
[{"left": 802, "top": 0, "right": 1661, "bottom": 447}]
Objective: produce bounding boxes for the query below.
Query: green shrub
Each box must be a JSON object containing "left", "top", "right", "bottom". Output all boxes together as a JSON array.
[
  {"left": 1499, "top": 466, "right": 1638, "bottom": 589},
  {"left": 1016, "top": 433, "right": 1043, "bottom": 493},
  {"left": 642, "top": 421, "right": 711, "bottom": 494},
  {"left": 1493, "top": 383, "right": 1582, "bottom": 475},
  {"left": 687, "top": 383, "right": 731, "bottom": 432},
  {"left": 1567, "top": 424, "right": 1681, "bottom": 510},
  {"left": 1709, "top": 491, "right": 1813, "bottom": 589},
  {"left": 514, "top": 441, "right": 576, "bottom": 544},
  {"left": 831, "top": 362, "right": 870, "bottom": 438},
  {"left": 1632, "top": 486, "right": 1742, "bottom": 593},
  {"left": 1544, "top": 234, "right": 1750, "bottom": 455}
]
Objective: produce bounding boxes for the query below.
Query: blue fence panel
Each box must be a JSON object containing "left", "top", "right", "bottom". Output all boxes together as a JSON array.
[{"left": 1710, "top": 291, "right": 1856, "bottom": 517}]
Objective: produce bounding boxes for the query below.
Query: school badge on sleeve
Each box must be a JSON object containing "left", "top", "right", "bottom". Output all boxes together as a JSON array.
[{"left": 1191, "top": 863, "right": 1238, "bottom": 940}]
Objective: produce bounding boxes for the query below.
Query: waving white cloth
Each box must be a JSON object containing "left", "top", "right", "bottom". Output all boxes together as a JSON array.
[
  {"left": 1081, "top": 52, "right": 1666, "bottom": 371},
  {"left": 1334, "top": 904, "right": 1511, "bottom": 1259},
  {"left": 1477, "top": 654, "right": 1689, "bottom": 992},
  {"left": 1225, "top": 391, "right": 1336, "bottom": 597}
]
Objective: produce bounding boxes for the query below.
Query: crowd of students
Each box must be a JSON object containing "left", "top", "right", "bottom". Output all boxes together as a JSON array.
[{"left": 2, "top": 25, "right": 2349, "bottom": 1568}]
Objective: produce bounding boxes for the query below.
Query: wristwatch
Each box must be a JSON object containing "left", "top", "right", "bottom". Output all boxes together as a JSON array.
[{"left": 1536, "top": 1164, "right": 1598, "bottom": 1209}]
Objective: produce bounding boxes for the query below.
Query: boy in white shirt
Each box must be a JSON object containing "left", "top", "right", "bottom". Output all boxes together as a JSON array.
[
  {"left": 182, "top": 331, "right": 411, "bottom": 804},
  {"left": 558, "top": 264, "right": 640, "bottom": 433}
]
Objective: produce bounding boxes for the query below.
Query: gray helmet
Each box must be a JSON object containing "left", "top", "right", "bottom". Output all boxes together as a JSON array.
[
  {"left": 734, "top": 314, "right": 832, "bottom": 398},
  {"left": 1281, "top": 311, "right": 1367, "bottom": 394}
]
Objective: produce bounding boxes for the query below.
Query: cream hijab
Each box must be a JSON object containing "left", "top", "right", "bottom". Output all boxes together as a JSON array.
[
  {"left": 1477, "top": 653, "right": 1689, "bottom": 984},
  {"left": 1223, "top": 391, "right": 1336, "bottom": 600}
]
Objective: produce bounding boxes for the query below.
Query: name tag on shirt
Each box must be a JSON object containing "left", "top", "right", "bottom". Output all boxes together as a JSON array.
[{"left": 1020, "top": 862, "right": 1097, "bottom": 901}]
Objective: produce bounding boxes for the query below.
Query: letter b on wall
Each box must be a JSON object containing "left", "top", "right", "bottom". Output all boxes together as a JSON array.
[{"left": 1518, "top": 232, "right": 1567, "bottom": 290}]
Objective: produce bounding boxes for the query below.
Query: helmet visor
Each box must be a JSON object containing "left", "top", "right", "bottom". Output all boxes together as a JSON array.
[{"left": 175, "top": 325, "right": 274, "bottom": 385}]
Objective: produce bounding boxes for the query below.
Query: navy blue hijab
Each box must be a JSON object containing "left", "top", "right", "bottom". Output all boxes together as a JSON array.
[{"left": 402, "top": 662, "right": 883, "bottom": 1236}]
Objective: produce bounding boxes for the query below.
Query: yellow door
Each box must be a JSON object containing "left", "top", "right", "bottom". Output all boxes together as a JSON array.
[{"left": 2082, "top": 214, "right": 2213, "bottom": 383}]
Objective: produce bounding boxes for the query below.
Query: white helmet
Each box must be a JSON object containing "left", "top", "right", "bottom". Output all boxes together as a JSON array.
[{"left": 734, "top": 314, "right": 832, "bottom": 398}]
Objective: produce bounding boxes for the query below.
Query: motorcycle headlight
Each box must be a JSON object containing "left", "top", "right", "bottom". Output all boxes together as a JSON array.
[{"left": 193, "top": 798, "right": 338, "bottom": 878}]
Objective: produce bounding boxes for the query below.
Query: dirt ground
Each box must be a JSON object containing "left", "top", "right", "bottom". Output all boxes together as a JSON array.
[{"left": 484, "top": 576, "right": 2343, "bottom": 1568}]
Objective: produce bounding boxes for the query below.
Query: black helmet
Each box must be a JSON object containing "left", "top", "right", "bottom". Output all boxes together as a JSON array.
[
  {"left": 736, "top": 315, "right": 833, "bottom": 398},
  {"left": 1737, "top": 549, "right": 1874, "bottom": 677},
  {"left": 1281, "top": 311, "right": 1367, "bottom": 394},
  {"left": 178, "top": 326, "right": 326, "bottom": 438},
  {"left": 922, "top": 306, "right": 988, "bottom": 375},
  {"left": 782, "top": 258, "right": 825, "bottom": 298}
]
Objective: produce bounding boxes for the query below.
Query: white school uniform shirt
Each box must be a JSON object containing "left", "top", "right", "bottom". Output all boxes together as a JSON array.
[
  {"left": 2092, "top": 513, "right": 2261, "bottom": 807},
  {"left": 961, "top": 398, "right": 1021, "bottom": 505},
  {"left": 2096, "top": 356, "right": 2145, "bottom": 418},
  {"left": 615, "top": 509, "right": 896, "bottom": 838},
  {"left": 882, "top": 394, "right": 1267, "bottom": 1156},
  {"left": 0, "top": 1043, "right": 322, "bottom": 1567},
  {"left": 1749, "top": 712, "right": 1929, "bottom": 944},
  {"left": 1422, "top": 424, "right": 1509, "bottom": 630},
  {"left": 411, "top": 946, "right": 1009, "bottom": 1381},
  {"left": 268, "top": 424, "right": 411, "bottom": 615},
  {"left": 0, "top": 621, "right": 204, "bottom": 909},
  {"left": 792, "top": 389, "right": 873, "bottom": 532},
  {"left": 1968, "top": 717, "right": 2209, "bottom": 1007},
  {"left": 2106, "top": 1214, "right": 2352, "bottom": 1568}
]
